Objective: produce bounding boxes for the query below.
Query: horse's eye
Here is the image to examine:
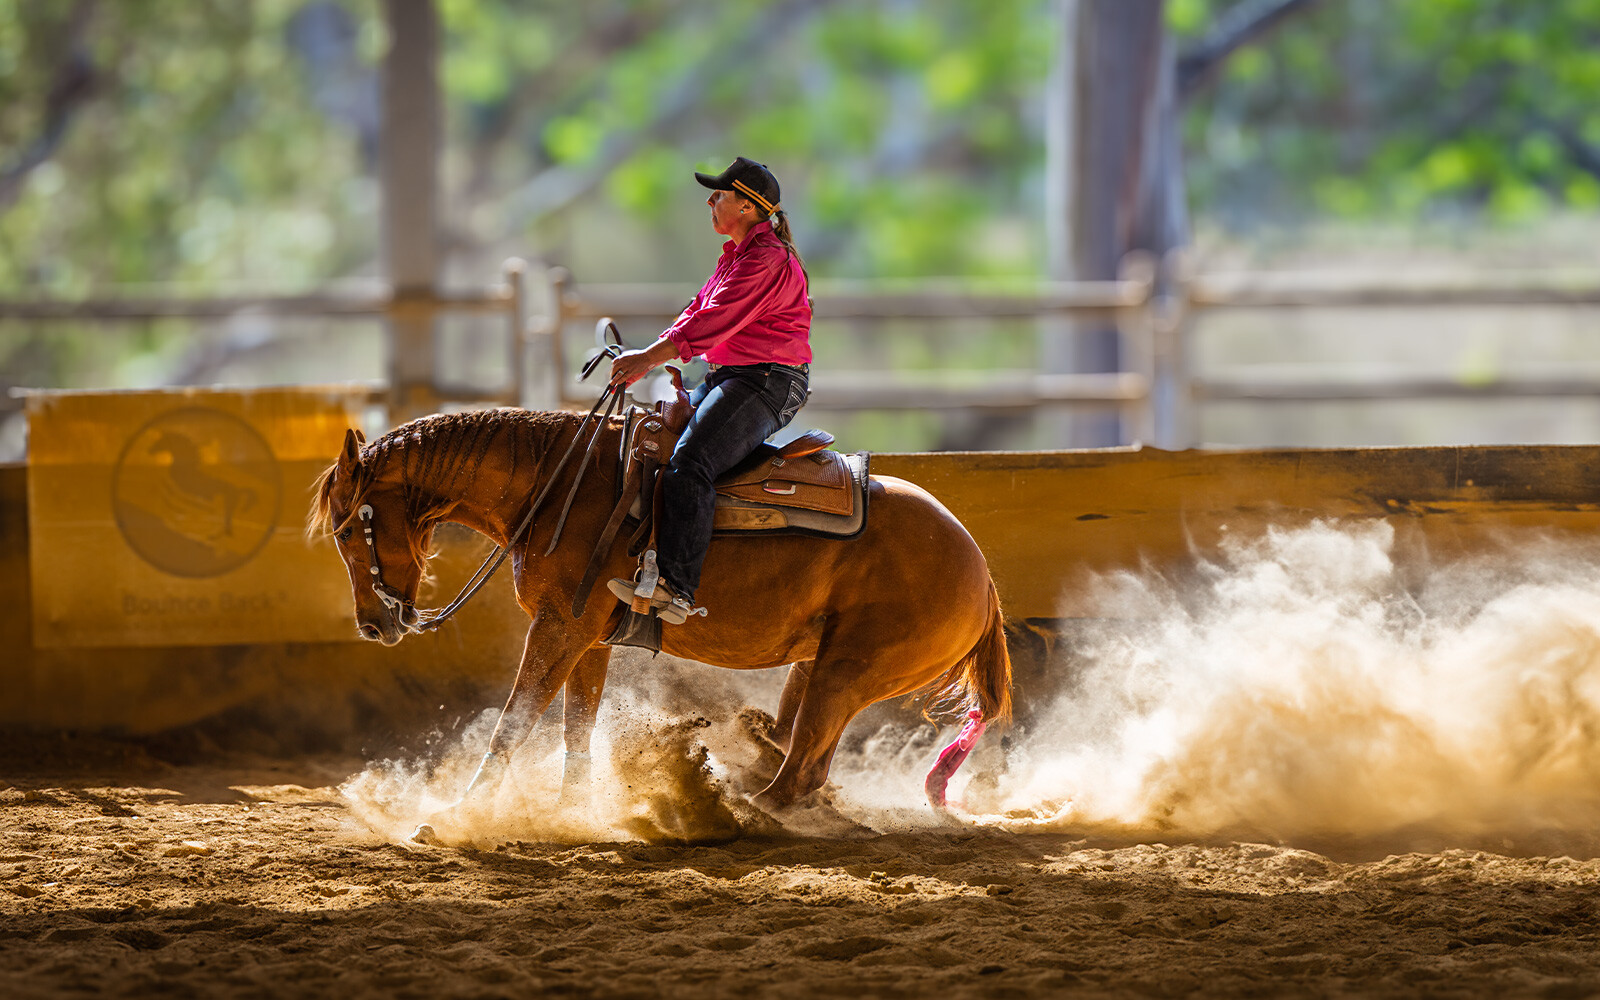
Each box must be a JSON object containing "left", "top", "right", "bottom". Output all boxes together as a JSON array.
[{"left": 338, "top": 527, "right": 353, "bottom": 543}]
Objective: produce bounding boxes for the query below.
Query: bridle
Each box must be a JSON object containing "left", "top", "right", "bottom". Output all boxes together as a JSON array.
[
  {"left": 356, "top": 502, "right": 411, "bottom": 616},
  {"left": 351, "top": 323, "right": 629, "bottom": 635}
]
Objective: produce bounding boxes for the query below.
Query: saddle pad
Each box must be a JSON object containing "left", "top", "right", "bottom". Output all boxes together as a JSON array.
[
  {"left": 714, "top": 449, "right": 854, "bottom": 516},
  {"left": 713, "top": 453, "right": 870, "bottom": 539}
]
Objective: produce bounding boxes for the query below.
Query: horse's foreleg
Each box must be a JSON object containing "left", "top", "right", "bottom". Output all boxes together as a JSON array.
[
  {"left": 772, "top": 660, "right": 814, "bottom": 755},
  {"left": 412, "top": 622, "right": 595, "bottom": 845},
  {"left": 559, "top": 645, "right": 611, "bottom": 803},
  {"left": 463, "top": 622, "right": 590, "bottom": 798}
]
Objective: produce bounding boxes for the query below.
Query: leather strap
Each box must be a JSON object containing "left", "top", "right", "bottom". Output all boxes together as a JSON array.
[{"left": 571, "top": 458, "right": 642, "bottom": 619}]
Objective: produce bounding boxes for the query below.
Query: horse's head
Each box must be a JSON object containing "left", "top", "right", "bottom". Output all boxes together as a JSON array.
[{"left": 309, "top": 427, "right": 426, "bottom": 645}]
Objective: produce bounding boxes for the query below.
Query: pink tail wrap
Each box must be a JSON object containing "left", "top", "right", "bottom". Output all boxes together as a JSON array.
[{"left": 924, "top": 708, "right": 987, "bottom": 809}]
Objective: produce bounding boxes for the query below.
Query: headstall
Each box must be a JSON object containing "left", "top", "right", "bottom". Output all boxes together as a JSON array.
[{"left": 351, "top": 328, "right": 628, "bottom": 635}]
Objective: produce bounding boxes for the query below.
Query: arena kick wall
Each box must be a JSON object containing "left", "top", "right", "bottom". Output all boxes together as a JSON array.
[
  {"left": 5, "top": 445, "right": 1600, "bottom": 738},
  {"left": 1, "top": 462, "right": 530, "bottom": 740}
]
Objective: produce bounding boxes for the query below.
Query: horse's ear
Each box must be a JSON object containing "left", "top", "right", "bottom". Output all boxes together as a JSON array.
[{"left": 338, "top": 427, "right": 363, "bottom": 474}]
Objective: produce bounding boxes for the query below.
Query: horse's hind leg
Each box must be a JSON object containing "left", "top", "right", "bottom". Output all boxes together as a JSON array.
[
  {"left": 755, "top": 663, "right": 871, "bottom": 810},
  {"left": 560, "top": 645, "right": 611, "bottom": 802},
  {"left": 755, "top": 606, "right": 985, "bottom": 811}
]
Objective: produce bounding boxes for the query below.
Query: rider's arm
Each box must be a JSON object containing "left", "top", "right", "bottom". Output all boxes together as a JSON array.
[{"left": 661, "top": 252, "right": 779, "bottom": 362}]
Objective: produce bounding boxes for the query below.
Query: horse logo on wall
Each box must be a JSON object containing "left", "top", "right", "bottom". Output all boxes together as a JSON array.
[{"left": 111, "top": 407, "right": 281, "bottom": 578}]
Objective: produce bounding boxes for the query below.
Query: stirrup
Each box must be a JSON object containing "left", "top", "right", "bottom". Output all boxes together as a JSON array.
[{"left": 604, "top": 577, "right": 706, "bottom": 626}]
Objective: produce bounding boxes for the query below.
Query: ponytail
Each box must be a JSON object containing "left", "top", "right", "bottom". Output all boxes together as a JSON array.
[{"left": 770, "top": 208, "right": 809, "bottom": 285}]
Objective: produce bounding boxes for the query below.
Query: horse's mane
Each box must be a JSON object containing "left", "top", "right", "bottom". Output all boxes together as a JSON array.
[{"left": 305, "top": 407, "right": 580, "bottom": 551}]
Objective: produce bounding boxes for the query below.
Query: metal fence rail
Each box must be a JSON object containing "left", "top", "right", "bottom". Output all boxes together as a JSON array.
[
  {"left": 1180, "top": 267, "right": 1600, "bottom": 425},
  {"left": 543, "top": 266, "right": 1158, "bottom": 421},
  {"left": 6, "top": 254, "right": 1600, "bottom": 447},
  {"left": 0, "top": 261, "right": 529, "bottom": 415}
]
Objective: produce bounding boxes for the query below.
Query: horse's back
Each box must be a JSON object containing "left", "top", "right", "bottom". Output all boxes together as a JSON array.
[
  {"left": 683, "top": 472, "right": 996, "bottom": 664},
  {"left": 867, "top": 475, "right": 987, "bottom": 560},
  {"left": 823, "top": 473, "right": 996, "bottom": 610}
]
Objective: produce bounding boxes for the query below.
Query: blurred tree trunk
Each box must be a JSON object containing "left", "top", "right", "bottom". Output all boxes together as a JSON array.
[
  {"left": 1044, "top": 0, "right": 1178, "bottom": 448},
  {"left": 0, "top": 0, "right": 98, "bottom": 213},
  {"left": 1043, "top": 0, "right": 1318, "bottom": 449}
]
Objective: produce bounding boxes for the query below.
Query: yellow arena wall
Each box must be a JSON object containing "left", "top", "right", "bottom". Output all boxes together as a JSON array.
[
  {"left": 5, "top": 386, "right": 1600, "bottom": 737},
  {"left": 871, "top": 446, "right": 1600, "bottom": 622}
]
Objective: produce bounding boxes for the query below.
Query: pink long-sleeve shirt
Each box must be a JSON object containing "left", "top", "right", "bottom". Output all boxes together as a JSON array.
[{"left": 663, "top": 220, "right": 812, "bottom": 366}]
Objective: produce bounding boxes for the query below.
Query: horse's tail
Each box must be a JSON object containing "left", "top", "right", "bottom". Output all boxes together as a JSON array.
[
  {"left": 924, "top": 578, "right": 1012, "bottom": 809},
  {"left": 932, "top": 577, "right": 1012, "bottom": 726}
]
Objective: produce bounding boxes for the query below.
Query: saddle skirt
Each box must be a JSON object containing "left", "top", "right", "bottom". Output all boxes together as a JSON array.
[
  {"left": 622, "top": 424, "right": 869, "bottom": 539},
  {"left": 615, "top": 373, "right": 869, "bottom": 540},
  {"left": 580, "top": 378, "right": 868, "bottom": 634},
  {"left": 712, "top": 448, "right": 870, "bottom": 539}
]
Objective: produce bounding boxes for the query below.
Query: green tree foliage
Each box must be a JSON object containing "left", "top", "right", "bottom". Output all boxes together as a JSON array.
[
  {"left": 6, "top": 0, "right": 1600, "bottom": 397},
  {"left": 438, "top": 0, "right": 1054, "bottom": 280},
  {"left": 0, "top": 0, "right": 380, "bottom": 392},
  {"left": 1179, "top": 0, "right": 1600, "bottom": 226},
  {"left": 0, "top": 0, "right": 376, "bottom": 295},
  {"left": 0, "top": 0, "right": 1057, "bottom": 346},
  {"left": 10, "top": 0, "right": 1600, "bottom": 292}
]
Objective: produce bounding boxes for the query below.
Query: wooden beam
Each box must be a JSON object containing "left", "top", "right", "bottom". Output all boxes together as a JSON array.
[{"left": 381, "top": 0, "right": 441, "bottom": 420}]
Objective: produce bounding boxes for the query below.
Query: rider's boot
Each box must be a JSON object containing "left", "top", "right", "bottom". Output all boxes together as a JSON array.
[{"left": 606, "top": 576, "right": 699, "bottom": 625}]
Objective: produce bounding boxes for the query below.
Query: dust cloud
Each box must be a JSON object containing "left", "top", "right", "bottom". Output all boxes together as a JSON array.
[
  {"left": 972, "top": 521, "right": 1600, "bottom": 852},
  {"left": 345, "top": 521, "right": 1600, "bottom": 853},
  {"left": 342, "top": 698, "right": 774, "bottom": 847}
]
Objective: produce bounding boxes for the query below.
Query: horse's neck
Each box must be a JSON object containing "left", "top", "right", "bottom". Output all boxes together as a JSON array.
[{"left": 382, "top": 410, "right": 600, "bottom": 546}]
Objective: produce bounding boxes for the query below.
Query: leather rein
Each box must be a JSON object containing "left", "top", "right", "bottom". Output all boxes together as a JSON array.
[{"left": 362, "top": 344, "right": 626, "bottom": 635}]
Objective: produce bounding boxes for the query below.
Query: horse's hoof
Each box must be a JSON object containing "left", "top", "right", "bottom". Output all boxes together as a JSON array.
[
  {"left": 748, "top": 790, "right": 789, "bottom": 816},
  {"left": 410, "top": 823, "right": 440, "bottom": 845}
]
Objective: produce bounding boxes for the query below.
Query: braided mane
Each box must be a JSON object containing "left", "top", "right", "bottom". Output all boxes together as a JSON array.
[{"left": 306, "top": 408, "right": 579, "bottom": 554}]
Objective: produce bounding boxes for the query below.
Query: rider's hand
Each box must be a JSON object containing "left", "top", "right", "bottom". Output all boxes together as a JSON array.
[
  {"left": 609, "top": 338, "right": 677, "bottom": 388},
  {"left": 608, "top": 350, "right": 653, "bottom": 388}
]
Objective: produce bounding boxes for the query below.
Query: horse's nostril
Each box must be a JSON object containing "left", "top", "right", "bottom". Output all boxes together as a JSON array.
[{"left": 359, "top": 624, "right": 381, "bottom": 640}]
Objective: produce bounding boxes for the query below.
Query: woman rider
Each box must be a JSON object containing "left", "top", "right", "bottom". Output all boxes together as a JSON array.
[{"left": 606, "top": 157, "right": 812, "bottom": 625}]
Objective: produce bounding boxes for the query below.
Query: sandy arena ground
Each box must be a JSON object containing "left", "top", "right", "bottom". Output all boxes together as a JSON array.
[
  {"left": 4, "top": 730, "right": 1600, "bottom": 999},
  {"left": 10, "top": 524, "right": 1600, "bottom": 998}
]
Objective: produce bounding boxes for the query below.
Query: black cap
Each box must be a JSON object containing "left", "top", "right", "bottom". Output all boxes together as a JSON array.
[{"left": 694, "top": 157, "right": 781, "bottom": 216}]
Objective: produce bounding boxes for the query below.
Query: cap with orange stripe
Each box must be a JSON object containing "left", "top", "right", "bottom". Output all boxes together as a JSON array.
[{"left": 694, "top": 157, "right": 781, "bottom": 217}]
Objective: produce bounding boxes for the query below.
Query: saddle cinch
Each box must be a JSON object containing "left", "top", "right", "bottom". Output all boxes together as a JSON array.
[{"left": 571, "top": 368, "right": 870, "bottom": 622}]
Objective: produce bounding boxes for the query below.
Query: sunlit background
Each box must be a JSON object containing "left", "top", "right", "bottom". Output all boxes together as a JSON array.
[{"left": 5, "top": 0, "right": 1600, "bottom": 459}]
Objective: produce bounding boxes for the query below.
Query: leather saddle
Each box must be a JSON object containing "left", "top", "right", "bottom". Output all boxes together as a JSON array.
[
  {"left": 572, "top": 369, "right": 869, "bottom": 619},
  {"left": 618, "top": 377, "right": 869, "bottom": 536},
  {"left": 711, "top": 437, "right": 869, "bottom": 535}
]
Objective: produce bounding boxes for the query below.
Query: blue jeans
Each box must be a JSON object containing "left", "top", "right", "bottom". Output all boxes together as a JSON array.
[{"left": 658, "top": 363, "right": 808, "bottom": 601}]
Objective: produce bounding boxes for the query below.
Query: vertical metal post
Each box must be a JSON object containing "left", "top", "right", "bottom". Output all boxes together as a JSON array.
[
  {"left": 548, "top": 267, "right": 572, "bottom": 405},
  {"left": 1154, "top": 247, "right": 1195, "bottom": 449},
  {"left": 1117, "top": 251, "right": 1158, "bottom": 445},
  {"left": 1040, "top": 0, "right": 1079, "bottom": 448},
  {"left": 503, "top": 258, "right": 527, "bottom": 407},
  {"left": 380, "top": 0, "right": 440, "bottom": 422}
]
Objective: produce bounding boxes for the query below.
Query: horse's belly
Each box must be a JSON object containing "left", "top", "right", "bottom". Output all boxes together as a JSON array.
[
  {"left": 659, "top": 475, "right": 989, "bottom": 669},
  {"left": 659, "top": 615, "right": 823, "bottom": 668}
]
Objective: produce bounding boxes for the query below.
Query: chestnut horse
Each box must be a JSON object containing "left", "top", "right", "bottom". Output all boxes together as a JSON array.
[{"left": 309, "top": 407, "right": 1010, "bottom": 816}]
